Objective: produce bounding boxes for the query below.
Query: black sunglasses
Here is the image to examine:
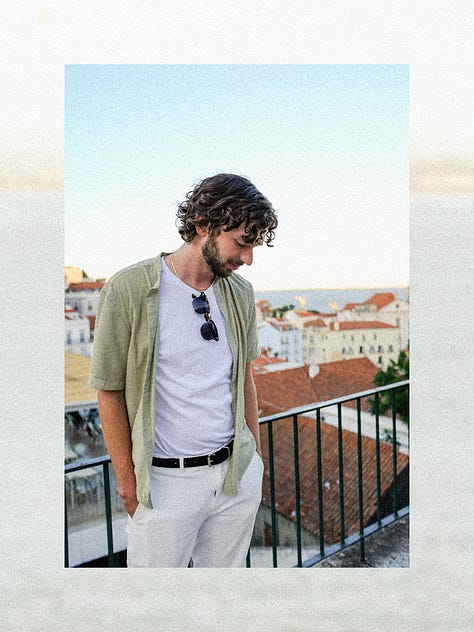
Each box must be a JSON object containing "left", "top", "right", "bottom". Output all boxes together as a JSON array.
[{"left": 192, "top": 292, "right": 219, "bottom": 341}]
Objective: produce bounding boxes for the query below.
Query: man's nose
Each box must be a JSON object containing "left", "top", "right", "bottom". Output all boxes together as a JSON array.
[{"left": 240, "top": 247, "right": 253, "bottom": 266}]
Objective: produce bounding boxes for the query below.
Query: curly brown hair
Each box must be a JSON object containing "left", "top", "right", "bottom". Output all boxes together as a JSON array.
[{"left": 176, "top": 173, "right": 277, "bottom": 246}]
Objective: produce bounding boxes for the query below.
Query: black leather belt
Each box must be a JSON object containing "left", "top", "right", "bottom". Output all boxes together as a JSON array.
[{"left": 152, "top": 439, "right": 234, "bottom": 468}]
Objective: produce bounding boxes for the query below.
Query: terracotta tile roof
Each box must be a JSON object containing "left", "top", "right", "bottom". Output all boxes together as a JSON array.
[
  {"left": 342, "top": 302, "right": 357, "bottom": 311},
  {"left": 260, "top": 417, "right": 408, "bottom": 544},
  {"left": 276, "top": 322, "right": 293, "bottom": 331},
  {"left": 255, "top": 357, "right": 407, "bottom": 543},
  {"left": 363, "top": 292, "right": 396, "bottom": 309},
  {"left": 308, "top": 357, "right": 379, "bottom": 408},
  {"left": 67, "top": 281, "right": 105, "bottom": 292},
  {"left": 255, "top": 366, "right": 317, "bottom": 412},
  {"left": 295, "top": 310, "right": 317, "bottom": 318},
  {"left": 343, "top": 293, "right": 397, "bottom": 312},
  {"left": 329, "top": 320, "right": 396, "bottom": 330},
  {"left": 252, "top": 354, "right": 287, "bottom": 373},
  {"left": 303, "top": 318, "right": 326, "bottom": 328},
  {"left": 254, "top": 357, "right": 379, "bottom": 416}
]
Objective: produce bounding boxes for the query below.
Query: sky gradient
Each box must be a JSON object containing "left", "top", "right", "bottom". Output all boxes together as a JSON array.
[{"left": 65, "top": 64, "right": 409, "bottom": 289}]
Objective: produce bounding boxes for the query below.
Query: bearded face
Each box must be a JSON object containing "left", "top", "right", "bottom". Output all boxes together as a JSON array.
[{"left": 201, "top": 233, "right": 235, "bottom": 278}]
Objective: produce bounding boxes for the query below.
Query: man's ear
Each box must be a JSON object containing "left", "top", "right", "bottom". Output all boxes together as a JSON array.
[{"left": 195, "top": 223, "right": 209, "bottom": 237}]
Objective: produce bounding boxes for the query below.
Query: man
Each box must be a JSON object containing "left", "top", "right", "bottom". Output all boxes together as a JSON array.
[{"left": 88, "top": 173, "right": 277, "bottom": 567}]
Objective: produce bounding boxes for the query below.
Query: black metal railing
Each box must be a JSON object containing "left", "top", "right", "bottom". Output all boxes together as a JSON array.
[
  {"left": 65, "top": 380, "right": 409, "bottom": 568},
  {"left": 248, "top": 380, "right": 409, "bottom": 567}
]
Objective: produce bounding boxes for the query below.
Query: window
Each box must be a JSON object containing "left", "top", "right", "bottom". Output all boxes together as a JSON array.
[
  {"left": 378, "top": 345, "right": 383, "bottom": 353},
  {"left": 378, "top": 356, "right": 383, "bottom": 364},
  {"left": 374, "top": 333, "right": 377, "bottom": 340},
  {"left": 369, "top": 345, "right": 375, "bottom": 353},
  {"left": 359, "top": 346, "right": 364, "bottom": 353},
  {"left": 342, "top": 347, "right": 345, "bottom": 354}
]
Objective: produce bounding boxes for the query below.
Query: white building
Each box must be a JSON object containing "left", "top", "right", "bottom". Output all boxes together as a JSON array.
[
  {"left": 64, "top": 281, "right": 104, "bottom": 317},
  {"left": 338, "top": 292, "right": 409, "bottom": 350},
  {"left": 256, "top": 299, "right": 273, "bottom": 323},
  {"left": 65, "top": 307, "right": 93, "bottom": 357},
  {"left": 257, "top": 319, "right": 303, "bottom": 363},
  {"left": 302, "top": 319, "right": 401, "bottom": 369}
]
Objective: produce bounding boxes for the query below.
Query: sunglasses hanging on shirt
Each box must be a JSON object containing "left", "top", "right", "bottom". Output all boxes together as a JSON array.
[{"left": 192, "top": 292, "right": 219, "bottom": 341}]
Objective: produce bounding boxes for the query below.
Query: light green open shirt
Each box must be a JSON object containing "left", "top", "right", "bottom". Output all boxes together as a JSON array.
[{"left": 88, "top": 254, "right": 259, "bottom": 507}]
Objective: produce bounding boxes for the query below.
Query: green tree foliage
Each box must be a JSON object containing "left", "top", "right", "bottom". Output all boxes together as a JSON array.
[
  {"left": 370, "top": 350, "right": 409, "bottom": 425},
  {"left": 272, "top": 304, "right": 295, "bottom": 318}
]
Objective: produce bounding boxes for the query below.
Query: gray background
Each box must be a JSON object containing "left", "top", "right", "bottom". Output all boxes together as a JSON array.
[{"left": 1, "top": 2, "right": 473, "bottom": 631}]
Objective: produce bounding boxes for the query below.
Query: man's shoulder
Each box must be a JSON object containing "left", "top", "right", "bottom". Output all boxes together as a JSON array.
[{"left": 104, "top": 256, "right": 161, "bottom": 295}]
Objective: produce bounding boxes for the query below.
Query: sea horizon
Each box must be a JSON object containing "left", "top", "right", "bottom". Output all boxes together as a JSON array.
[{"left": 254, "top": 286, "right": 409, "bottom": 313}]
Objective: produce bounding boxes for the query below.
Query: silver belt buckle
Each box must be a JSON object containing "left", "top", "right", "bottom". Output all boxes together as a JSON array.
[{"left": 208, "top": 444, "right": 230, "bottom": 466}]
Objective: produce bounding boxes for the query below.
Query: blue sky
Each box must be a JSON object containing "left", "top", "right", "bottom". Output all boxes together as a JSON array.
[{"left": 65, "top": 64, "right": 409, "bottom": 289}]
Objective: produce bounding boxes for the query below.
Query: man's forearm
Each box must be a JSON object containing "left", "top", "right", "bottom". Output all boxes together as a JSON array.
[
  {"left": 97, "top": 389, "right": 138, "bottom": 515},
  {"left": 244, "top": 364, "right": 262, "bottom": 456}
]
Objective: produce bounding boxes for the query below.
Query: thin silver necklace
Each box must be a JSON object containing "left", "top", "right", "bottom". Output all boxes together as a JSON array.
[{"left": 170, "top": 255, "right": 214, "bottom": 293}]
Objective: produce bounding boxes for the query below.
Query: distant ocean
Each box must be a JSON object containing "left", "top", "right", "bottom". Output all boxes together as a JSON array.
[{"left": 255, "top": 287, "right": 409, "bottom": 313}]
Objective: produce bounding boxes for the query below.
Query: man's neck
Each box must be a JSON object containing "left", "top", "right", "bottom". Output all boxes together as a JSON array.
[{"left": 166, "top": 243, "right": 214, "bottom": 292}]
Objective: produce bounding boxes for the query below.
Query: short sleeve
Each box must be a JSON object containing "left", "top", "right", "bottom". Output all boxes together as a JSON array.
[{"left": 88, "top": 286, "right": 131, "bottom": 391}]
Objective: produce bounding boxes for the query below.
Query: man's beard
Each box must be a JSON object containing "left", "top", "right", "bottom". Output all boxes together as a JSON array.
[{"left": 201, "top": 235, "right": 232, "bottom": 278}]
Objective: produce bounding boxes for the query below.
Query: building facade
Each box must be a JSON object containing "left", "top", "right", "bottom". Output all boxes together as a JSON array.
[
  {"left": 338, "top": 292, "right": 409, "bottom": 350},
  {"left": 257, "top": 319, "right": 303, "bottom": 363},
  {"left": 65, "top": 307, "right": 93, "bottom": 357},
  {"left": 64, "top": 281, "right": 104, "bottom": 316},
  {"left": 302, "top": 320, "right": 400, "bottom": 369}
]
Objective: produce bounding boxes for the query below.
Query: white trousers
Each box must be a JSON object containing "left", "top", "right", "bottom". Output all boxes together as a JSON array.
[{"left": 126, "top": 451, "right": 263, "bottom": 567}]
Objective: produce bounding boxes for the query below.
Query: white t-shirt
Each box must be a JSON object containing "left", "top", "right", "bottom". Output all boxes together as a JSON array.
[{"left": 153, "top": 258, "right": 234, "bottom": 457}]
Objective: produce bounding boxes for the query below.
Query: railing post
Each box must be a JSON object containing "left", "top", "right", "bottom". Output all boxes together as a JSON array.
[
  {"left": 315, "top": 408, "right": 325, "bottom": 558},
  {"left": 293, "top": 415, "right": 303, "bottom": 567},
  {"left": 267, "top": 421, "right": 278, "bottom": 568},
  {"left": 391, "top": 389, "right": 399, "bottom": 518},
  {"left": 337, "top": 403, "right": 346, "bottom": 545},
  {"left": 374, "top": 392, "right": 382, "bottom": 526},
  {"left": 64, "top": 485, "right": 69, "bottom": 568},
  {"left": 103, "top": 462, "right": 115, "bottom": 567},
  {"left": 356, "top": 398, "right": 365, "bottom": 561}
]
